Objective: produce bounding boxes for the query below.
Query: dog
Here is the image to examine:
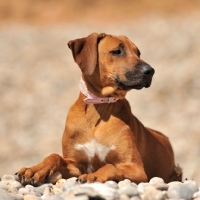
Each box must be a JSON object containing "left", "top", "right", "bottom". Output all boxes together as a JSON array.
[{"left": 16, "top": 33, "right": 182, "bottom": 186}]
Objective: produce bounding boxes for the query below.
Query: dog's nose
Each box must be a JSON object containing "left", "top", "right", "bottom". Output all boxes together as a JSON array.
[{"left": 141, "top": 65, "right": 155, "bottom": 76}]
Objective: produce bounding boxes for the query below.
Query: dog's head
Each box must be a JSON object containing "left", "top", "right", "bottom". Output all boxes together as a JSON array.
[{"left": 68, "top": 33, "right": 154, "bottom": 99}]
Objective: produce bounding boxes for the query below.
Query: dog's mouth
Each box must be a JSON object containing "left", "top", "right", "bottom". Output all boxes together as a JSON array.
[
  {"left": 115, "top": 78, "right": 152, "bottom": 90},
  {"left": 115, "top": 65, "right": 154, "bottom": 91}
]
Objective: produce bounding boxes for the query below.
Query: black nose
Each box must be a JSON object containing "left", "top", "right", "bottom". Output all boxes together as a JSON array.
[{"left": 141, "top": 65, "right": 155, "bottom": 76}]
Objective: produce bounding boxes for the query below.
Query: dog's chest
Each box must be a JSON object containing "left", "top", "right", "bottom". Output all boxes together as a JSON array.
[{"left": 74, "top": 139, "right": 116, "bottom": 172}]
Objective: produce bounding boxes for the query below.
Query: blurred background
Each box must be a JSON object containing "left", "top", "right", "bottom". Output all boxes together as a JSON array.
[{"left": 0, "top": 0, "right": 200, "bottom": 183}]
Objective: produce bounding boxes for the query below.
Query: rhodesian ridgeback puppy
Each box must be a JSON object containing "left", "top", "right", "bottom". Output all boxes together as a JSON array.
[{"left": 17, "top": 33, "right": 182, "bottom": 186}]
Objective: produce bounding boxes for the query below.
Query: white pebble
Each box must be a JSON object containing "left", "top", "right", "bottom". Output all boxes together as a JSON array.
[
  {"left": 0, "top": 180, "right": 22, "bottom": 191},
  {"left": 193, "top": 191, "right": 200, "bottom": 198},
  {"left": 56, "top": 178, "right": 67, "bottom": 185},
  {"left": 130, "top": 196, "right": 141, "bottom": 200},
  {"left": 119, "top": 194, "right": 130, "bottom": 200},
  {"left": 167, "top": 181, "right": 182, "bottom": 186},
  {"left": 105, "top": 181, "right": 119, "bottom": 189},
  {"left": 137, "top": 182, "right": 149, "bottom": 194},
  {"left": 9, "top": 181, "right": 22, "bottom": 189},
  {"left": 10, "top": 193, "right": 23, "bottom": 200},
  {"left": 149, "top": 177, "right": 164, "bottom": 185},
  {"left": 184, "top": 180, "right": 199, "bottom": 194},
  {"left": 1, "top": 175, "right": 16, "bottom": 181},
  {"left": 167, "top": 181, "right": 198, "bottom": 200},
  {"left": 143, "top": 185, "right": 167, "bottom": 200},
  {"left": 0, "top": 181, "right": 9, "bottom": 190},
  {"left": 18, "top": 187, "right": 28, "bottom": 195},
  {"left": 0, "top": 188, "right": 15, "bottom": 200},
  {"left": 34, "top": 183, "right": 53, "bottom": 196},
  {"left": 63, "top": 177, "right": 79, "bottom": 191},
  {"left": 52, "top": 185, "right": 63, "bottom": 194},
  {"left": 118, "top": 179, "right": 131, "bottom": 188},
  {"left": 118, "top": 185, "right": 138, "bottom": 197},
  {"left": 81, "top": 183, "right": 119, "bottom": 200},
  {"left": 131, "top": 182, "right": 137, "bottom": 187}
]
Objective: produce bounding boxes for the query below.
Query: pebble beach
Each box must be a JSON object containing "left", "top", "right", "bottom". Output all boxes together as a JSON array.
[{"left": 0, "top": 174, "right": 200, "bottom": 200}]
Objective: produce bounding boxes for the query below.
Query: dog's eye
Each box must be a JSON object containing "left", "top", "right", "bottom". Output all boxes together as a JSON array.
[{"left": 110, "top": 50, "right": 122, "bottom": 55}]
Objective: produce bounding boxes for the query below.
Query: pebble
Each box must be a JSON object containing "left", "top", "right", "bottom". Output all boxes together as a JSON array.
[
  {"left": 18, "top": 187, "right": 28, "bottom": 195},
  {"left": 35, "top": 183, "right": 53, "bottom": 195},
  {"left": 149, "top": 177, "right": 164, "bottom": 185},
  {"left": 155, "top": 183, "right": 169, "bottom": 191},
  {"left": 131, "top": 182, "right": 138, "bottom": 187},
  {"left": 64, "top": 195, "right": 89, "bottom": 200},
  {"left": 137, "top": 182, "right": 150, "bottom": 194},
  {"left": 10, "top": 180, "right": 23, "bottom": 190},
  {"left": 184, "top": 180, "right": 199, "bottom": 194},
  {"left": 62, "top": 177, "right": 79, "bottom": 191},
  {"left": 0, "top": 174, "right": 199, "bottom": 200},
  {"left": 56, "top": 178, "right": 67, "bottom": 186},
  {"left": 118, "top": 179, "right": 132, "bottom": 188},
  {"left": 119, "top": 194, "right": 131, "bottom": 200},
  {"left": 48, "top": 195, "right": 65, "bottom": 200},
  {"left": 10, "top": 193, "right": 24, "bottom": 200},
  {"left": 0, "top": 188, "right": 15, "bottom": 200},
  {"left": 23, "top": 194, "right": 38, "bottom": 200},
  {"left": 149, "top": 177, "right": 168, "bottom": 191},
  {"left": 1, "top": 175, "right": 17, "bottom": 181},
  {"left": 24, "top": 185, "right": 36, "bottom": 195},
  {"left": 130, "top": 197, "right": 141, "bottom": 200},
  {"left": 168, "top": 181, "right": 183, "bottom": 186},
  {"left": 142, "top": 186, "right": 167, "bottom": 200},
  {"left": 0, "top": 180, "right": 22, "bottom": 193},
  {"left": 52, "top": 185, "right": 63, "bottom": 194},
  {"left": 80, "top": 182, "right": 119, "bottom": 200},
  {"left": 105, "top": 180, "right": 119, "bottom": 189},
  {"left": 193, "top": 191, "right": 200, "bottom": 198},
  {"left": 0, "top": 181, "right": 10, "bottom": 190},
  {"left": 118, "top": 185, "right": 139, "bottom": 197},
  {"left": 167, "top": 180, "right": 199, "bottom": 200}
]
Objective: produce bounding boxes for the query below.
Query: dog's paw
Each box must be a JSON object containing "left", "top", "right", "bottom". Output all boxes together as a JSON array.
[
  {"left": 78, "top": 173, "right": 96, "bottom": 183},
  {"left": 76, "top": 177, "right": 87, "bottom": 184},
  {"left": 16, "top": 165, "right": 57, "bottom": 186},
  {"left": 78, "top": 173, "right": 106, "bottom": 183},
  {"left": 16, "top": 154, "right": 65, "bottom": 186},
  {"left": 16, "top": 167, "right": 40, "bottom": 186}
]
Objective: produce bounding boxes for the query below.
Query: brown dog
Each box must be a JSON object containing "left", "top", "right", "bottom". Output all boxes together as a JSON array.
[{"left": 17, "top": 33, "right": 182, "bottom": 186}]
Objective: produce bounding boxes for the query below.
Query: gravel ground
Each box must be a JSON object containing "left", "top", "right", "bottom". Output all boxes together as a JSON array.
[
  {"left": 0, "top": 14, "right": 200, "bottom": 183},
  {"left": 0, "top": 174, "right": 200, "bottom": 200}
]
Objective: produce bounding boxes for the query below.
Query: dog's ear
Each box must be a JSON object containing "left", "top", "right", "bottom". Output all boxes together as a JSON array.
[{"left": 68, "top": 33, "right": 106, "bottom": 75}]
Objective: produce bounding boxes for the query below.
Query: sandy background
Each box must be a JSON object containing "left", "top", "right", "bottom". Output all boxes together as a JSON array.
[{"left": 0, "top": 0, "right": 200, "bottom": 183}]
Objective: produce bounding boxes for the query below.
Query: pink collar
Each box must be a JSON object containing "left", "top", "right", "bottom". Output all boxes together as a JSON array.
[{"left": 79, "top": 78, "right": 118, "bottom": 104}]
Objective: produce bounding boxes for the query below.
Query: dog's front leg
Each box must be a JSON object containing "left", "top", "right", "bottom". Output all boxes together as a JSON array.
[
  {"left": 16, "top": 153, "right": 81, "bottom": 186},
  {"left": 78, "top": 163, "right": 148, "bottom": 184}
]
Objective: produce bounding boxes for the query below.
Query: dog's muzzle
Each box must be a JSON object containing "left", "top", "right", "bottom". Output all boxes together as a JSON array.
[
  {"left": 116, "top": 64, "right": 155, "bottom": 90},
  {"left": 139, "top": 64, "right": 155, "bottom": 76}
]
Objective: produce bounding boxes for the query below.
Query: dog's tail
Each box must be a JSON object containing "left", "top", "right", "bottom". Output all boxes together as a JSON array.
[{"left": 174, "top": 163, "right": 183, "bottom": 181}]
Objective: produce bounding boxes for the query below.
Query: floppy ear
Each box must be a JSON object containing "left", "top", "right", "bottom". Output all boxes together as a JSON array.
[{"left": 68, "top": 33, "right": 106, "bottom": 75}]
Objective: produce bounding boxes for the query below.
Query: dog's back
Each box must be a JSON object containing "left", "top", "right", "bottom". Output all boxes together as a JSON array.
[{"left": 140, "top": 126, "right": 182, "bottom": 182}]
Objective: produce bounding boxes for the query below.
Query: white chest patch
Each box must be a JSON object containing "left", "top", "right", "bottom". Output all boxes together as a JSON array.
[{"left": 74, "top": 139, "right": 116, "bottom": 173}]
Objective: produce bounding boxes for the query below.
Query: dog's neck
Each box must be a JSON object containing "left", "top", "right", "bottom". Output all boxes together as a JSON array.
[{"left": 79, "top": 77, "right": 118, "bottom": 104}]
